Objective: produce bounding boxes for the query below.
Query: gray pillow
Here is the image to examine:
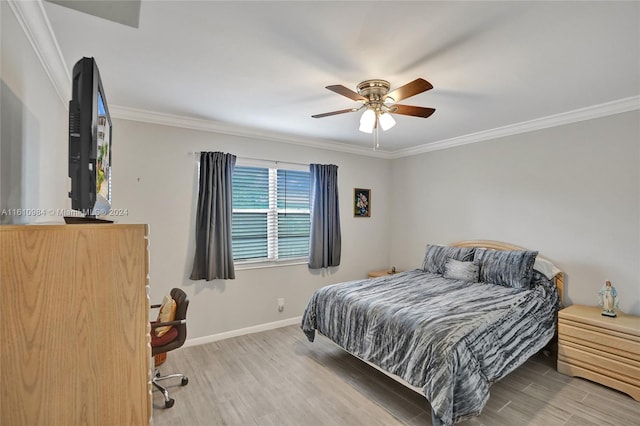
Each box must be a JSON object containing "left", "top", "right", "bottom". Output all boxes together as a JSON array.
[
  {"left": 474, "top": 249, "right": 538, "bottom": 289},
  {"left": 421, "top": 244, "right": 475, "bottom": 274},
  {"left": 443, "top": 258, "right": 480, "bottom": 282}
]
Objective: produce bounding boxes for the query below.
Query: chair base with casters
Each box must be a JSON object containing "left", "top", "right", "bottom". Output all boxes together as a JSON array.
[
  {"left": 150, "top": 288, "right": 190, "bottom": 408},
  {"left": 152, "top": 367, "right": 189, "bottom": 408}
]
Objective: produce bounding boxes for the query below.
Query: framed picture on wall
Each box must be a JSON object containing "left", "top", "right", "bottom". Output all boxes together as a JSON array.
[{"left": 354, "top": 188, "right": 371, "bottom": 217}]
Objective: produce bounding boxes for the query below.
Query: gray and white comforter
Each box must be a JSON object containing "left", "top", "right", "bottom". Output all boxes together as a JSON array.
[{"left": 301, "top": 269, "right": 559, "bottom": 425}]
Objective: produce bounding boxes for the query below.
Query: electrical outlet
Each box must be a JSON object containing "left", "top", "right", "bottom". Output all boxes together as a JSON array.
[{"left": 277, "top": 298, "right": 285, "bottom": 312}]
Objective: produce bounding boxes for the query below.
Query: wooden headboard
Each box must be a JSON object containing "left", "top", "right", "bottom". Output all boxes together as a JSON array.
[{"left": 452, "top": 240, "right": 564, "bottom": 306}]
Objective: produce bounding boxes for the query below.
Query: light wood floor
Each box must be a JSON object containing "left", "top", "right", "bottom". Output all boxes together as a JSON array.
[{"left": 152, "top": 325, "right": 639, "bottom": 426}]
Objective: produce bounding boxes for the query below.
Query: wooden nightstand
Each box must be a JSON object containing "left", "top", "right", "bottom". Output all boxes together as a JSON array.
[
  {"left": 367, "top": 269, "right": 400, "bottom": 278},
  {"left": 557, "top": 304, "right": 640, "bottom": 401}
]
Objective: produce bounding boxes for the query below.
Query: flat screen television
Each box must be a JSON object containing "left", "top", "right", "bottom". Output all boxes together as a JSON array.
[{"left": 68, "top": 57, "right": 112, "bottom": 220}]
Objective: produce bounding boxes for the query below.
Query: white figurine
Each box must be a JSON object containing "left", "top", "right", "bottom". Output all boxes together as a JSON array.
[{"left": 598, "top": 280, "right": 618, "bottom": 317}]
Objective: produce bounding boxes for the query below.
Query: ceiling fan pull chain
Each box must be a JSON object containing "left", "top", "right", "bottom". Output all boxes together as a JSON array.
[{"left": 373, "top": 127, "right": 380, "bottom": 151}]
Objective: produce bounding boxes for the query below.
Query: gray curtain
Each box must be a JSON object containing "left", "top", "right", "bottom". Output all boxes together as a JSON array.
[
  {"left": 190, "top": 152, "right": 236, "bottom": 280},
  {"left": 308, "top": 164, "right": 341, "bottom": 269}
]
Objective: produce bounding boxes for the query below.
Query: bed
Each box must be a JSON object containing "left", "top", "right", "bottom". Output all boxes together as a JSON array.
[{"left": 301, "top": 240, "right": 563, "bottom": 426}]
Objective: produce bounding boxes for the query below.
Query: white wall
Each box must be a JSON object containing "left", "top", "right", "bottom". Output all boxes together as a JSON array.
[
  {"left": 1, "top": 2, "right": 68, "bottom": 224},
  {"left": 112, "top": 119, "right": 392, "bottom": 339},
  {"left": 390, "top": 111, "right": 640, "bottom": 315}
]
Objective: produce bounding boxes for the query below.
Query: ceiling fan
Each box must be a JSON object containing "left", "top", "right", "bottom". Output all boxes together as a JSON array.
[{"left": 312, "top": 78, "right": 436, "bottom": 136}]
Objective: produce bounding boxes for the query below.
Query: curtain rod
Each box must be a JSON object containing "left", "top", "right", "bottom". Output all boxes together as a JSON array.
[{"left": 189, "top": 152, "right": 309, "bottom": 167}]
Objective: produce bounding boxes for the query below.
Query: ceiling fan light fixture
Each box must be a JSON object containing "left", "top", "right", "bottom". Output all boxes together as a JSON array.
[
  {"left": 379, "top": 112, "right": 396, "bottom": 131},
  {"left": 312, "top": 78, "right": 435, "bottom": 147},
  {"left": 359, "top": 108, "right": 376, "bottom": 133}
]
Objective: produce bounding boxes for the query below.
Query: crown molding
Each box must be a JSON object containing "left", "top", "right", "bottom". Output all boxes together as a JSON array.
[
  {"left": 109, "top": 105, "right": 393, "bottom": 159},
  {"left": 8, "top": 0, "right": 70, "bottom": 105},
  {"left": 389, "top": 96, "right": 640, "bottom": 159},
  {"left": 111, "top": 96, "right": 639, "bottom": 160}
]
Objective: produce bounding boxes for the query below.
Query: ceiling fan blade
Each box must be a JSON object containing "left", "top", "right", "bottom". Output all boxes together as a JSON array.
[
  {"left": 385, "top": 78, "right": 433, "bottom": 103},
  {"left": 326, "top": 85, "right": 368, "bottom": 102},
  {"left": 390, "top": 104, "right": 436, "bottom": 118},
  {"left": 312, "top": 107, "right": 360, "bottom": 118}
]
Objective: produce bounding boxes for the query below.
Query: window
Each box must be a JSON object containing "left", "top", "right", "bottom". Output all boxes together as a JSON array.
[{"left": 232, "top": 164, "right": 310, "bottom": 263}]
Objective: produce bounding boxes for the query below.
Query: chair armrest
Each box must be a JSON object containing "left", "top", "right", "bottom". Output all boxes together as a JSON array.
[{"left": 150, "top": 319, "right": 186, "bottom": 329}]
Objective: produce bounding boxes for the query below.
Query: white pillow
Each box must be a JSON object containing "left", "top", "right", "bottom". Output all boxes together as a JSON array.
[{"left": 443, "top": 258, "right": 480, "bottom": 282}]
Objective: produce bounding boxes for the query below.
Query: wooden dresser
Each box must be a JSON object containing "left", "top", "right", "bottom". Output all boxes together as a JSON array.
[
  {"left": 1, "top": 224, "right": 151, "bottom": 425},
  {"left": 557, "top": 304, "right": 640, "bottom": 401}
]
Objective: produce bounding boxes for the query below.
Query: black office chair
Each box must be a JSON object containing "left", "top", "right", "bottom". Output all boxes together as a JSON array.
[{"left": 150, "top": 288, "right": 189, "bottom": 408}]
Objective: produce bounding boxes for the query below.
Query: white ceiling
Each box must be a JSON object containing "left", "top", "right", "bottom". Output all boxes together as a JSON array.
[{"left": 40, "top": 1, "right": 640, "bottom": 156}]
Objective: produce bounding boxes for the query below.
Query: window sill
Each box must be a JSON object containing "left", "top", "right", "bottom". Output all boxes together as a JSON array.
[{"left": 234, "top": 259, "right": 308, "bottom": 271}]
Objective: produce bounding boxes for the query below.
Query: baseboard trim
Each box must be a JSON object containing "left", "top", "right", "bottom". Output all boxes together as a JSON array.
[{"left": 183, "top": 316, "right": 302, "bottom": 348}]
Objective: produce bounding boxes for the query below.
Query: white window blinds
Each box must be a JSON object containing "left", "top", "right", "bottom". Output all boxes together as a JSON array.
[{"left": 232, "top": 165, "right": 310, "bottom": 262}]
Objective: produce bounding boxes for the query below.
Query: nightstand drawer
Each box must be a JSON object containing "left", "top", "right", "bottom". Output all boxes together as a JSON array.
[
  {"left": 558, "top": 342, "right": 640, "bottom": 385},
  {"left": 558, "top": 322, "right": 640, "bottom": 359}
]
